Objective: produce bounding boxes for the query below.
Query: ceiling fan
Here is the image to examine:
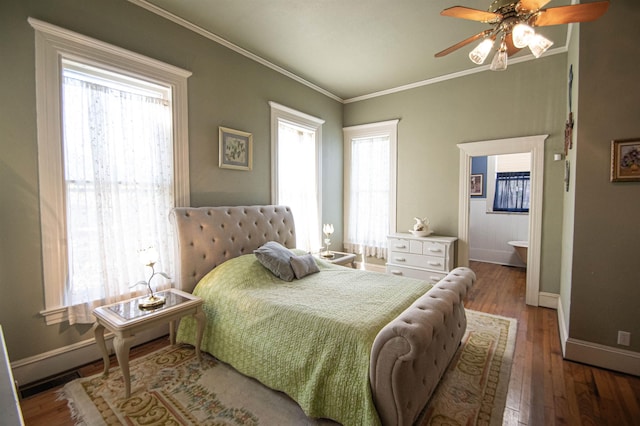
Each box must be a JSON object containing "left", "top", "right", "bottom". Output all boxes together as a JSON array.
[{"left": 435, "top": 0, "right": 610, "bottom": 70}]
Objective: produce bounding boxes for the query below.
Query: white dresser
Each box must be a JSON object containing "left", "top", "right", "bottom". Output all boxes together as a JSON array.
[{"left": 386, "top": 233, "right": 457, "bottom": 284}]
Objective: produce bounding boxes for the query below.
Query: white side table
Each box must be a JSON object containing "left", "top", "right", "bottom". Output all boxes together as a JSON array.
[
  {"left": 315, "top": 251, "right": 357, "bottom": 268},
  {"left": 93, "top": 288, "right": 205, "bottom": 398}
]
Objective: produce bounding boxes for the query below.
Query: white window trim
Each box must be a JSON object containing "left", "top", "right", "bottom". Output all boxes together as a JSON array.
[
  {"left": 29, "top": 18, "right": 191, "bottom": 324},
  {"left": 269, "top": 101, "right": 324, "bottom": 234},
  {"left": 343, "top": 119, "right": 399, "bottom": 240}
]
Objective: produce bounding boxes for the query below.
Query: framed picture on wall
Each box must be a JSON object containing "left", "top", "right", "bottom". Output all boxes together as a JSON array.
[
  {"left": 219, "top": 126, "right": 253, "bottom": 170},
  {"left": 610, "top": 138, "right": 640, "bottom": 182},
  {"left": 470, "top": 173, "right": 484, "bottom": 196}
]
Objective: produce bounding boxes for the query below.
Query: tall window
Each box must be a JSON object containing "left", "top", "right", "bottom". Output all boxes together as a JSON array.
[
  {"left": 343, "top": 120, "right": 398, "bottom": 259},
  {"left": 270, "top": 102, "right": 324, "bottom": 252},
  {"left": 31, "top": 19, "right": 191, "bottom": 325}
]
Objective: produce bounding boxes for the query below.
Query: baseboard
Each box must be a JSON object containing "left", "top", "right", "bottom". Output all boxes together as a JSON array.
[
  {"left": 564, "top": 337, "right": 640, "bottom": 376},
  {"left": 11, "top": 324, "right": 168, "bottom": 387},
  {"left": 556, "top": 298, "right": 569, "bottom": 356},
  {"left": 538, "top": 292, "right": 559, "bottom": 309}
]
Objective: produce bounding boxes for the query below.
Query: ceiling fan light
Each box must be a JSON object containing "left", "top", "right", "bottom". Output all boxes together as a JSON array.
[
  {"left": 469, "top": 38, "right": 494, "bottom": 65},
  {"left": 512, "top": 23, "right": 535, "bottom": 48},
  {"left": 528, "top": 34, "right": 554, "bottom": 58},
  {"left": 490, "top": 46, "right": 508, "bottom": 71}
]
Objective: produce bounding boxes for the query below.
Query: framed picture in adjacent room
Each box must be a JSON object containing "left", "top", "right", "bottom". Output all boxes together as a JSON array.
[
  {"left": 610, "top": 138, "right": 640, "bottom": 182},
  {"left": 219, "top": 126, "right": 253, "bottom": 170},
  {"left": 470, "top": 173, "right": 484, "bottom": 196}
]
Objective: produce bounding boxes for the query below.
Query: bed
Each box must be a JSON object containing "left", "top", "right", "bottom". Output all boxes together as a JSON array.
[{"left": 170, "top": 205, "right": 475, "bottom": 426}]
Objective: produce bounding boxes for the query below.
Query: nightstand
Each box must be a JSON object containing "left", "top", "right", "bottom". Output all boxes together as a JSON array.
[
  {"left": 93, "top": 288, "right": 205, "bottom": 398},
  {"left": 315, "top": 251, "right": 357, "bottom": 268}
]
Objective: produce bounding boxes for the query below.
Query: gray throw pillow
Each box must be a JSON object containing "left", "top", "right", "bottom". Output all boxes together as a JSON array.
[
  {"left": 254, "top": 241, "right": 295, "bottom": 281},
  {"left": 290, "top": 253, "right": 320, "bottom": 279}
]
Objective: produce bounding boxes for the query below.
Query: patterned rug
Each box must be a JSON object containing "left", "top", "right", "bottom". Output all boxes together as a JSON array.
[{"left": 60, "top": 309, "right": 516, "bottom": 425}]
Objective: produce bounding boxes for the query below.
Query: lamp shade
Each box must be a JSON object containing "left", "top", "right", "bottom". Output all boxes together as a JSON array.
[
  {"left": 512, "top": 23, "right": 535, "bottom": 48},
  {"left": 528, "top": 34, "right": 553, "bottom": 58},
  {"left": 469, "top": 38, "right": 495, "bottom": 65},
  {"left": 490, "top": 41, "right": 508, "bottom": 71},
  {"left": 138, "top": 246, "right": 159, "bottom": 266}
]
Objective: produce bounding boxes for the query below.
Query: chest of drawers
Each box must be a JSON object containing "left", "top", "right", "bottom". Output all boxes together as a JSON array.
[{"left": 386, "top": 233, "right": 457, "bottom": 284}]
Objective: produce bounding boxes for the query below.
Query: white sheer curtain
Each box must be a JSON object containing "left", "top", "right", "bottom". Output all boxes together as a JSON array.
[
  {"left": 344, "top": 136, "right": 390, "bottom": 259},
  {"left": 62, "top": 71, "right": 174, "bottom": 324},
  {"left": 276, "top": 120, "right": 321, "bottom": 252}
]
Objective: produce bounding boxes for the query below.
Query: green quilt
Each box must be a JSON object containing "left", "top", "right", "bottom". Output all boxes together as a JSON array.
[{"left": 177, "top": 254, "right": 433, "bottom": 426}]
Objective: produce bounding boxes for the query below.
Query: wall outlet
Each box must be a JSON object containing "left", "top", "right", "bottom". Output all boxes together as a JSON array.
[{"left": 617, "top": 331, "right": 631, "bottom": 346}]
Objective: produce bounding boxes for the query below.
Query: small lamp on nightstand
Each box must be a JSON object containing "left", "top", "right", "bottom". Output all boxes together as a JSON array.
[
  {"left": 321, "top": 224, "right": 334, "bottom": 258},
  {"left": 134, "top": 247, "right": 170, "bottom": 309}
]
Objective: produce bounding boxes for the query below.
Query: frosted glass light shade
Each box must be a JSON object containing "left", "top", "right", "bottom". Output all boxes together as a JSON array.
[
  {"left": 490, "top": 43, "right": 508, "bottom": 71},
  {"left": 528, "top": 34, "right": 553, "bottom": 58},
  {"left": 512, "top": 23, "right": 535, "bottom": 48},
  {"left": 469, "top": 38, "right": 494, "bottom": 64}
]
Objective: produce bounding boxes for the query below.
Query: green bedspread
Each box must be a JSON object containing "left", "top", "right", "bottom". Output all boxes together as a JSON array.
[{"left": 177, "top": 253, "right": 433, "bottom": 426}]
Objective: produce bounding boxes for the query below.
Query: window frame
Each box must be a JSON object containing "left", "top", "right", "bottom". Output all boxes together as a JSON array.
[
  {"left": 269, "top": 101, "right": 324, "bottom": 249},
  {"left": 29, "top": 18, "right": 191, "bottom": 325},
  {"left": 343, "top": 120, "right": 398, "bottom": 257}
]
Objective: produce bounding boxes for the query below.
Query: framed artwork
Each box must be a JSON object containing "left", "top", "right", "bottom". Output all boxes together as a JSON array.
[
  {"left": 219, "top": 126, "right": 253, "bottom": 170},
  {"left": 470, "top": 173, "right": 484, "bottom": 196},
  {"left": 610, "top": 138, "right": 640, "bottom": 182}
]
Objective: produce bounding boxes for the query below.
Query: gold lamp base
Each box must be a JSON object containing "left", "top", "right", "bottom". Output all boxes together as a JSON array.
[
  {"left": 138, "top": 294, "right": 166, "bottom": 309},
  {"left": 320, "top": 251, "right": 335, "bottom": 259}
]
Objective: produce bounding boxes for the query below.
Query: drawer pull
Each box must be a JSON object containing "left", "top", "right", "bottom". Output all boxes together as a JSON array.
[
  {"left": 394, "top": 257, "right": 406, "bottom": 262},
  {"left": 428, "top": 261, "right": 442, "bottom": 266},
  {"left": 394, "top": 244, "right": 407, "bottom": 249},
  {"left": 428, "top": 248, "right": 442, "bottom": 253},
  {"left": 390, "top": 270, "right": 403, "bottom": 276}
]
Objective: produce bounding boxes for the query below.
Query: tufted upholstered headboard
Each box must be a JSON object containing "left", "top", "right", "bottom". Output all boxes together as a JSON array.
[{"left": 169, "top": 205, "right": 296, "bottom": 293}]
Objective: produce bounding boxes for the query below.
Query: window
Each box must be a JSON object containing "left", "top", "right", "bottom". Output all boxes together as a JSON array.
[
  {"left": 493, "top": 172, "right": 530, "bottom": 212},
  {"left": 485, "top": 152, "right": 531, "bottom": 213},
  {"left": 270, "top": 102, "right": 324, "bottom": 252},
  {"left": 343, "top": 120, "right": 398, "bottom": 259},
  {"left": 30, "top": 19, "right": 191, "bottom": 325}
]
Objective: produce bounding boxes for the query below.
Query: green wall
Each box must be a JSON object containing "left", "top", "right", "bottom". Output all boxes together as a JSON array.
[
  {"left": 344, "top": 56, "right": 567, "bottom": 294},
  {"left": 0, "top": 0, "right": 342, "bottom": 361},
  {"left": 569, "top": 1, "right": 640, "bottom": 352}
]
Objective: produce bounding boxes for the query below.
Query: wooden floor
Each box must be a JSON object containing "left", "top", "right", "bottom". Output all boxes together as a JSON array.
[{"left": 19, "top": 261, "right": 640, "bottom": 425}]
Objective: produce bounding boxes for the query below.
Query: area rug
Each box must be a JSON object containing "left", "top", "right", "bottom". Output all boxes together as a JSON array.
[{"left": 60, "top": 309, "right": 516, "bottom": 426}]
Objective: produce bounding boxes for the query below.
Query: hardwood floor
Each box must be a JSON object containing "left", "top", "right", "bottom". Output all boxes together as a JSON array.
[
  {"left": 19, "top": 261, "right": 640, "bottom": 425},
  {"left": 464, "top": 261, "right": 640, "bottom": 426}
]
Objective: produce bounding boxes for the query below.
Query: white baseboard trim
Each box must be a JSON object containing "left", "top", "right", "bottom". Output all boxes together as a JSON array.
[
  {"left": 564, "top": 337, "right": 640, "bottom": 376},
  {"left": 556, "top": 297, "right": 569, "bottom": 356},
  {"left": 11, "top": 324, "right": 168, "bottom": 387},
  {"left": 538, "top": 292, "right": 559, "bottom": 309}
]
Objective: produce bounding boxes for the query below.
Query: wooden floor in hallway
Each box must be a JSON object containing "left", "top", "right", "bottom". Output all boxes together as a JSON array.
[{"left": 19, "top": 261, "right": 640, "bottom": 425}]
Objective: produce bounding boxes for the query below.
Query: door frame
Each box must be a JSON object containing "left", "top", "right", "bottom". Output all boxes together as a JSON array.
[{"left": 458, "top": 135, "right": 548, "bottom": 306}]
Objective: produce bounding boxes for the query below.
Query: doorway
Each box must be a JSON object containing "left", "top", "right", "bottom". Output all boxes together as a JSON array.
[{"left": 457, "top": 135, "right": 547, "bottom": 306}]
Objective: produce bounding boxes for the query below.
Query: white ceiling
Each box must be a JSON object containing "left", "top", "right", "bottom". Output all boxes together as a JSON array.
[{"left": 133, "top": 0, "right": 573, "bottom": 101}]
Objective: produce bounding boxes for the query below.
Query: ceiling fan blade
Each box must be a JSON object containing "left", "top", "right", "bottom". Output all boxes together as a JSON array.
[
  {"left": 435, "top": 30, "right": 493, "bottom": 58},
  {"left": 441, "top": 6, "right": 502, "bottom": 23},
  {"left": 517, "top": 0, "right": 551, "bottom": 12},
  {"left": 533, "top": 1, "right": 610, "bottom": 27}
]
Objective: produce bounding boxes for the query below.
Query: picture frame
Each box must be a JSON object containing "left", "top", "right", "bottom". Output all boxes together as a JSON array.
[
  {"left": 219, "top": 126, "right": 253, "bottom": 170},
  {"left": 470, "top": 173, "right": 484, "bottom": 196},
  {"left": 610, "top": 138, "right": 640, "bottom": 182}
]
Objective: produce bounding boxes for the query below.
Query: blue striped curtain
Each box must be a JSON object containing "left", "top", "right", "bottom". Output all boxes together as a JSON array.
[{"left": 493, "top": 172, "right": 530, "bottom": 212}]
